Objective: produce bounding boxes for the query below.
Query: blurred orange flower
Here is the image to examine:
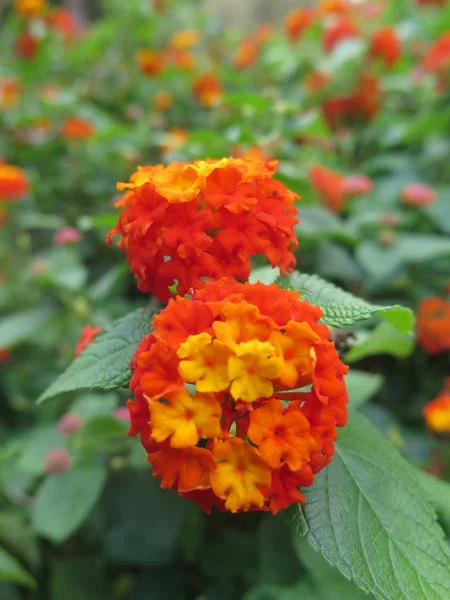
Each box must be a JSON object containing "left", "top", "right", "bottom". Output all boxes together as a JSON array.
[
  {"left": 61, "top": 117, "right": 95, "bottom": 140},
  {"left": 127, "top": 278, "right": 348, "bottom": 513},
  {"left": 192, "top": 73, "right": 223, "bottom": 108},
  {"left": 15, "top": 0, "right": 47, "bottom": 18},
  {"left": 370, "top": 27, "right": 402, "bottom": 68},
  {"left": 401, "top": 183, "right": 436, "bottom": 206},
  {"left": 154, "top": 90, "right": 173, "bottom": 111},
  {"left": 417, "top": 297, "right": 450, "bottom": 354},
  {"left": 0, "top": 348, "right": 12, "bottom": 363},
  {"left": 422, "top": 32, "right": 450, "bottom": 73},
  {"left": 15, "top": 31, "right": 39, "bottom": 60},
  {"left": 284, "top": 8, "right": 315, "bottom": 42},
  {"left": 323, "top": 74, "right": 381, "bottom": 129},
  {"left": 107, "top": 156, "right": 298, "bottom": 301},
  {"left": 169, "top": 29, "right": 200, "bottom": 50},
  {"left": 319, "top": 0, "right": 352, "bottom": 13},
  {"left": 310, "top": 165, "right": 346, "bottom": 213},
  {"left": 49, "top": 8, "right": 79, "bottom": 42},
  {"left": 423, "top": 380, "right": 450, "bottom": 433},
  {"left": 343, "top": 174, "right": 373, "bottom": 196},
  {"left": 75, "top": 325, "right": 103, "bottom": 357},
  {"left": 0, "top": 164, "right": 29, "bottom": 200},
  {"left": 324, "top": 18, "right": 359, "bottom": 53},
  {"left": 0, "top": 79, "right": 21, "bottom": 109},
  {"left": 135, "top": 49, "right": 165, "bottom": 76}
]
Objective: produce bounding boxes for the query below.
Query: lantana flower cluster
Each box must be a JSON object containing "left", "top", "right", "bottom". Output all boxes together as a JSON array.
[
  {"left": 107, "top": 156, "right": 299, "bottom": 301},
  {"left": 127, "top": 278, "right": 348, "bottom": 514}
]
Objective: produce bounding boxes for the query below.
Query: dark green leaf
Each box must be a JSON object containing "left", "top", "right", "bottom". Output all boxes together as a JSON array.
[
  {"left": 279, "top": 273, "right": 414, "bottom": 333},
  {"left": 0, "top": 547, "right": 36, "bottom": 588},
  {"left": 37, "top": 308, "right": 153, "bottom": 404},
  {"left": 287, "top": 411, "right": 450, "bottom": 600},
  {"left": 32, "top": 466, "right": 108, "bottom": 544}
]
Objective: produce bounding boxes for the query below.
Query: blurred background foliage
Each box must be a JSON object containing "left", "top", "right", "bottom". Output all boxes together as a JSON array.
[{"left": 1, "top": 0, "right": 450, "bottom": 598}]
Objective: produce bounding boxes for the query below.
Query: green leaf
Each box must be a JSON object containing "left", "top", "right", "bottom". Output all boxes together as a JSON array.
[
  {"left": 257, "top": 516, "right": 302, "bottom": 587},
  {"left": 32, "top": 466, "right": 107, "bottom": 544},
  {"left": 249, "top": 266, "right": 280, "bottom": 285},
  {"left": 279, "top": 272, "right": 414, "bottom": 333},
  {"left": 243, "top": 582, "right": 320, "bottom": 600},
  {"left": 72, "top": 416, "right": 128, "bottom": 453},
  {"left": 17, "top": 425, "right": 66, "bottom": 475},
  {"left": 295, "top": 538, "right": 374, "bottom": 600},
  {"left": 345, "top": 370, "right": 384, "bottom": 408},
  {"left": 0, "top": 547, "right": 36, "bottom": 588},
  {"left": 51, "top": 557, "right": 107, "bottom": 600},
  {"left": 0, "top": 306, "right": 56, "bottom": 347},
  {"left": 345, "top": 321, "right": 415, "bottom": 362},
  {"left": 287, "top": 410, "right": 450, "bottom": 600},
  {"left": 37, "top": 308, "right": 153, "bottom": 404},
  {"left": 416, "top": 471, "right": 450, "bottom": 533},
  {"left": 69, "top": 392, "right": 119, "bottom": 420}
]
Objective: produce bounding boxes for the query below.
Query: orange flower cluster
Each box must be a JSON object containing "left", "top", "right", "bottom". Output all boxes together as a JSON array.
[
  {"left": 423, "top": 379, "right": 450, "bottom": 434},
  {"left": 310, "top": 166, "right": 372, "bottom": 213},
  {"left": 169, "top": 29, "right": 200, "bottom": 51},
  {"left": 284, "top": 8, "right": 315, "bottom": 42},
  {"left": 61, "top": 116, "right": 95, "bottom": 140},
  {"left": 323, "top": 18, "right": 359, "bottom": 53},
  {"left": 135, "top": 49, "right": 165, "bottom": 76},
  {"left": 322, "top": 74, "right": 381, "bottom": 129},
  {"left": 127, "top": 278, "right": 348, "bottom": 514},
  {"left": 15, "top": 0, "right": 47, "bottom": 18},
  {"left": 107, "top": 156, "right": 298, "bottom": 301},
  {"left": 75, "top": 325, "right": 103, "bottom": 357},
  {"left": 422, "top": 32, "right": 450, "bottom": 73},
  {"left": 234, "top": 24, "right": 274, "bottom": 69},
  {"left": 0, "top": 163, "right": 29, "bottom": 200},
  {"left": 417, "top": 297, "right": 450, "bottom": 354},
  {"left": 370, "top": 27, "right": 401, "bottom": 69},
  {"left": 192, "top": 73, "right": 223, "bottom": 107}
]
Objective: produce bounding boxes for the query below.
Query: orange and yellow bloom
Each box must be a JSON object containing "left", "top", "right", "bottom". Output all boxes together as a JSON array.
[
  {"left": 61, "top": 117, "right": 95, "bottom": 140},
  {"left": 417, "top": 297, "right": 450, "bottom": 354},
  {"left": 192, "top": 73, "right": 223, "bottom": 108},
  {"left": 107, "top": 156, "right": 299, "bottom": 301},
  {"left": 0, "top": 163, "right": 29, "bottom": 200},
  {"left": 127, "top": 278, "right": 348, "bottom": 513},
  {"left": 15, "top": 0, "right": 47, "bottom": 18},
  {"left": 424, "top": 380, "right": 450, "bottom": 433}
]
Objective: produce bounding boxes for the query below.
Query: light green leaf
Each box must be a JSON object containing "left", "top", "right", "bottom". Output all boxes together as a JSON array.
[
  {"left": 243, "top": 582, "right": 320, "bottom": 600},
  {"left": 0, "top": 547, "right": 36, "bottom": 588},
  {"left": 0, "top": 306, "right": 56, "bottom": 347},
  {"left": 249, "top": 266, "right": 280, "bottom": 285},
  {"left": 287, "top": 410, "right": 450, "bottom": 600},
  {"left": 69, "top": 392, "right": 119, "bottom": 420},
  {"left": 88, "top": 263, "right": 129, "bottom": 302},
  {"left": 416, "top": 471, "right": 450, "bottom": 532},
  {"left": 345, "top": 370, "right": 384, "bottom": 408},
  {"left": 346, "top": 321, "right": 414, "bottom": 363},
  {"left": 279, "top": 272, "right": 414, "bottom": 333},
  {"left": 32, "top": 466, "right": 107, "bottom": 544},
  {"left": 72, "top": 416, "right": 128, "bottom": 453},
  {"left": 37, "top": 308, "right": 153, "bottom": 404}
]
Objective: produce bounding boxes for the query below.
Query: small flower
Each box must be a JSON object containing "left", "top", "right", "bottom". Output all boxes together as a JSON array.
[
  {"left": 319, "top": 0, "right": 352, "bottom": 13},
  {"left": 0, "top": 348, "right": 12, "bottom": 363},
  {"left": 424, "top": 381, "right": 450, "bottom": 433},
  {"left": 417, "top": 297, "right": 450, "bottom": 354},
  {"left": 58, "top": 413, "right": 83, "bottom": 436},
  {"left": 422, "top": 32, "right": 450, "bottom": 73},
  {"left": 114, "top": 407, "right": 131, "bottom": 422},
  {"left": 369, "top": 27, "right": 401, "bottom": 69},
  {"left": 343, "top": 174, "right": 373, "bottom": 197},
  {"left": 169, "top": 29, "right": 200, "bottom": 50},
  {"left": 401, "top": 183, "right": 437, "bottom": 206},
  {"left": 324, "top": 19, "right": 359, "bottom": 53},
  {"left": 192, "top": 73, "right": 223, "bottom": 108},
  {"left": 0, "top": 164, "right": 29, "bottom": 201},
  {"left": 135, "top": 49, "right": 165, "bottom": 76},
  {"left": 0, "top": 79, "right": 21, "bottom": 109},
  {"left": 75, "top": 325, "right": 103, "bottom": 357},
  {"left": 379, "top": 212, "right": 401, "bottom": 227},
  {"left": 107, "top": 156, "right": 299, "bottom": 301},
  {"left": 61, "top": 117, "right": 95, "bottom": 140},
  {"left": 310, "top": 165, "right": 346, "bottom": 213},
  {"left": 15, "top": 32, "right": 39, "bottom": 60},
  {"left": 284, "top": 8, "right": 315, "bottom": 42},
  {"left": 323, "top": 74, "right": 381, "bottom": 129},
  {"left": 153, "top": 90, "right": 173, "bottom": 111},
  {"left": 53, "top": 227, "right": 83, "bottom": 246},
  {"left": 127, "top": 278, "right": 348, "bottom": 513},
  {"left": 15, "top": 0, "right": 47, "bottom": 18},
  {"left": 48, "top": 8, "right": 79, "bottom": 42},
  {"left": 44, "top": 448, "right": 71, "bottom": 475}
]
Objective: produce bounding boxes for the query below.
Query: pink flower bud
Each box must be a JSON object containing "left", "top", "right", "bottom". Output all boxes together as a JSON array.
[
  {"left": 114, "top": 407, "right": 130, "bottom": 422},
  {"left": 401, "top": 183, "right": 437, "bottom": 207},
  {"left": 58, "top": 413, "right": 83, "bottom": 436},
  {"left": 44, "top": 448, "right": 71, "bottom": 475},
  {"left": 53, "top": 227, "right": 83, "bottom": 246},
  {"left": 343, "top": 175, "right": 373, "bottom": 197},
  {"left": 379, "top": 212, "right": 400, "bottom": 227}
]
